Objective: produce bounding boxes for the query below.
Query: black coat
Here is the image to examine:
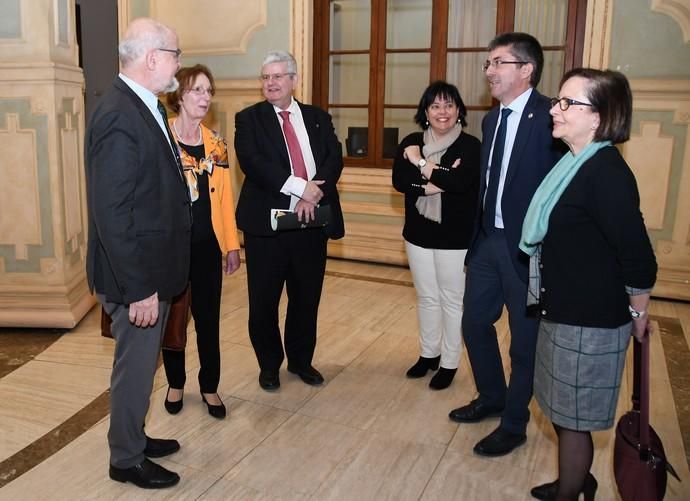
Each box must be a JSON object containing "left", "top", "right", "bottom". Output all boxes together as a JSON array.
[
  {"left": 392, "top": 131, "right": 480, "bottom": 249},
  {"left": 85, "top": 77, "right": 192, "bottom": 304}
]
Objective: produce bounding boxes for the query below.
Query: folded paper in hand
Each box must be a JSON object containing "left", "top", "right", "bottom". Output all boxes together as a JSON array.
[{"left": 270, "top": 205, "right": 331, "bottom": 231}]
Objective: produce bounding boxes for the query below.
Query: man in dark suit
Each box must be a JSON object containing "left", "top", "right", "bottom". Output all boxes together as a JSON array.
[
  {"left": 85, "top": 18, "right": 191, "bottom": 488},
  {"left": 234, "top": 50, "right": 344, "bottom": 391},
  {"left": 448, "top": 33, "right": 563, "bottom": 456}
]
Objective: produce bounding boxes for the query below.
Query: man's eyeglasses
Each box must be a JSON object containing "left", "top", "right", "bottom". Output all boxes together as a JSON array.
[
  {"left": 157, "top": 48, "right": 182, "bottom": 59},
  {"left": 188, "top": 86, "right": 214, "bottom": 97},
  {"left": 260, "top": 73, "right": 295, "bottom": 82},
  {"left": 550, "top": 97, "right": 594, "bottom": 111},
  {"left": 481, "top": 59, "right": 527, "bottom": 72}
]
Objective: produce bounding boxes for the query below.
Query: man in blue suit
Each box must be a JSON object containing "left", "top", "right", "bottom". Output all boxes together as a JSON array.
[{"left": 449, "top": 33, "right": 563, "bottom": 456}]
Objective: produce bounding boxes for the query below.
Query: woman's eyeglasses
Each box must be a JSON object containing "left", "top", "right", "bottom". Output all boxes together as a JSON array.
[{"left": 550, "top": 97, "right": 593, "bottom": 111}]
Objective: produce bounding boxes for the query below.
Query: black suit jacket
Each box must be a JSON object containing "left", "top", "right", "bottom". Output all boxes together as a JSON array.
[
  {"left": 467, "top": 89, "right": 563, "bottom": 282},
  {"left": 234, "top": 100, "right": 344, "bottom": 239},
  {"left": 85, "top": 77, "right": 192, "bottom": 304}
]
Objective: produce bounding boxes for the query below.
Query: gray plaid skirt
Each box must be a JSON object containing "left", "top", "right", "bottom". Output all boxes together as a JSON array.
[{"left": 534, "top": 319, "right": 631, "bottom": 431}]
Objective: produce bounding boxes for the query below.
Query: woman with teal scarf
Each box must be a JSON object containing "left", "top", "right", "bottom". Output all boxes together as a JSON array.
[{"left": 521, "top": 69, "right": 656, "bottom": 501}]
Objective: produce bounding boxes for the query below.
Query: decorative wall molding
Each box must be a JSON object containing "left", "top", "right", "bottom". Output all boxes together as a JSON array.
[{"left": 651, "top": 0, "right": 690, "bottom": 43}]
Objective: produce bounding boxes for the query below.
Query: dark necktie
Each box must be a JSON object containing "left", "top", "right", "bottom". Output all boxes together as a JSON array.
[
  {"left": 482, "top": 107, "right": 512, "bottom": 232},
  {"left": 157, "top": 100, "right": 184, "bottom": 180},
  {"left": 278, "top": 111, "right": 308, "bottom": 180}
]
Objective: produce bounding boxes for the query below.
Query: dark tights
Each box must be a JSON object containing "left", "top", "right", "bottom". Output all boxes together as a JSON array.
[{"left": 555, "top": 423, "right": 593, "bottom": 501}]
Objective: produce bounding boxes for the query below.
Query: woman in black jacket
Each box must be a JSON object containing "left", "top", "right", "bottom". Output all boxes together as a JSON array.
[{"left": 392, "top": 81, "right": 480, "bottom": 390}]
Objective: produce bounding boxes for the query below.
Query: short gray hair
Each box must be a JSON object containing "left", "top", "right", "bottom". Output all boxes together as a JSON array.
[
  {"left": 262, "top": 50, "right": 298, "bottom": 75},
  {"left": 118, "top": 18, "right": 173, "bottom": 67}
]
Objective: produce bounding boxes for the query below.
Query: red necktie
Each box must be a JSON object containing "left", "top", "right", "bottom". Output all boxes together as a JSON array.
[{"left": 278, "top": 111, "right": 308, "bottom": 180}]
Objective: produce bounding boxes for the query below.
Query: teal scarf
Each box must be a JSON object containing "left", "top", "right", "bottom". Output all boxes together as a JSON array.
[{"left": 520, "top": 140, "right": 612, "bottom": 256}]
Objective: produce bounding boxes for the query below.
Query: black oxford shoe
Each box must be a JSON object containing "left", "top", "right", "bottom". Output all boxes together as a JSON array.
[
  {"left": 144, "top": 436, "right": 180, "bottom": 458},
  {"left": 287, "top": 365, "right": 324, "bottom": 385},
  {"left": 448, "top": 399, "right": 504, "bottom": 423},
  {"left": 109, "top": 458, "right": 180, "bottom": 489},
  {"left": 259, "top": 370, "right": 280, "bottom": 391},
  {"left": 473, "top": 427, "right": 526, "bottom": 457}
]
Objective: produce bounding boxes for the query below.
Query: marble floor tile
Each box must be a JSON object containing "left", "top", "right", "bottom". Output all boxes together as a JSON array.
[{"left": 222, "top": 414, "right": 363, "bottom": 499}]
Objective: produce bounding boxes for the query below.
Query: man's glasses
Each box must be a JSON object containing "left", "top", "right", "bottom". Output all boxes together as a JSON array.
[
  {"left": 188, "top": 86, "right": 214, "bottom": 97},
  {"left": 481, "top": 59, "right": 526, "bottom": 72},
  {"left": 260, "top": 73, "right": 295, "bottom": 82},
  {"left": 157, "top": 48, "right": 182, "bottom": 59},
  {"left": 550, "top": 97, "right": 594, "bottom": 111}
]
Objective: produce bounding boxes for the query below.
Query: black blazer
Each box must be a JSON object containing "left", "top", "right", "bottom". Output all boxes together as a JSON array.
[
  {"left": 85, "top": 77, "right": 192, "bottom": 304},
  {"left": 392, "top": 131, "right": 480, "bottom": 249},
  {"left": 540, "top": 146, "right": 657, "bottom": 328},
  {"left": 467, "top": 89, "right": 563, "bottom": 282},
  {"left": 234, "top": 100, "right": 345, "bottom": 239}
]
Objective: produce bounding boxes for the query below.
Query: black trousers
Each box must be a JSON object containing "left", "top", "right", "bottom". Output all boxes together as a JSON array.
[
  {"left": 162, "top": 236, "right": 223, "bottom": 393},
  {"left": 244, "top": 229, "right": 328, "bottom": 372}
]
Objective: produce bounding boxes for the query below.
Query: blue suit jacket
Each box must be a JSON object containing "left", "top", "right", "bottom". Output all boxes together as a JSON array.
[{"left": 467, "top": 89, "right": 563, "bottom": 283}]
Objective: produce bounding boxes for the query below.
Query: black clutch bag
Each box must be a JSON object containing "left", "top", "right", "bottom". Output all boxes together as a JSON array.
[{"left": 270, "top": 205, "right": 331, "bottom": 231}]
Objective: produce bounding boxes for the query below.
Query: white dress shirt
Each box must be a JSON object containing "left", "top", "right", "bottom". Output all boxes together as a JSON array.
[
  {"left": 275, "top": 97, "right": 317, "bottom": 210},
  {"left": 487, "top": 87, "right": 533, "bottom": 229}
]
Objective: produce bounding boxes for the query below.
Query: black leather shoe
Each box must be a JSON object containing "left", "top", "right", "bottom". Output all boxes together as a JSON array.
[
  {"left": 429, "top": 367, "right": 457, "bottom": 390},
  {"left": 259, "top": 370, "right": 280, "bottom": 391},
  {"left": 406, "top": 356, "right": 440, "bottom": 378},
  {"left": 473, "top": 427, "right": 526, "bottom": 456},
  {"left": 164, "top": 387, "right": 183, "bottom": 415},
  {"left": 530, "top": 472, "right": 598, "bottom": 500},
  {"left": 144, "top": 436, "right": 180, "bottom": 458},
  {"left": 201, "top": 393, "right": 227, "bottom": 419},
  {"left": 287, "top": 365, "right": 324, "bottom": 385},
  {"left": 448, "top": 399, "right": 504, "bottom": 423},
  {"left": 109, "top": 458, "right": 180, "bottom": 489}
]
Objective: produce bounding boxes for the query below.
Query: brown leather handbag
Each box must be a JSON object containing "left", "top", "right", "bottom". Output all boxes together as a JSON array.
[
  {"left": 100, "top": 285, "right": 191, "bottom": 351},
  {"left": 613, "top": 331, "right": 680, "bottom": 500}
]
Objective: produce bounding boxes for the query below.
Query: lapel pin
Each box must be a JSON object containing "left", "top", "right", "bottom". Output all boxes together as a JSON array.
[{"left": 528, "top": 113, "right": 533, "bottom": 119}]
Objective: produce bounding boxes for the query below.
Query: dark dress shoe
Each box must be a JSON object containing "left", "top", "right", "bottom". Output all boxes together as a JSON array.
[
  {"left": 287, "top": 365, "right": 324, "bottom": 385},
  {"left": 406, "top": 356, "right": 440, "bottom": 378},
  {"left": 144, "top": 436, "right": 180, "bottom": 458},
  {"left": 531, "top": 472, "right": 598, "bottom": 500},
  {"left": 201, "top": 393, "right": 227, "bottom": 419},
  {"left": 448, "top": 399, "right": 504, "bottom": 423},
  {"left": 429, "top": 367, "right": 456, "bottom": 390},
  {"left": 109, "top": 458, "right": 180, "bottom": 489},
  {"left": 259, "top": 370, "right": 280, "bottom": 391},
  {"left": 164, "top": 387, "right": 183, "bottom": 415},
  {"left": 473, "top": 427, "right": 526, "bottom": 457}
]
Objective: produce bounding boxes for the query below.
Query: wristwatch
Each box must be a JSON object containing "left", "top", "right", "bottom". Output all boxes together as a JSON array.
[
  {"left": 628, "top": 305, "right": 647, "bottom": 319},
  {"left": 417, "top": 158, "right": 427, "bottom": 170}
]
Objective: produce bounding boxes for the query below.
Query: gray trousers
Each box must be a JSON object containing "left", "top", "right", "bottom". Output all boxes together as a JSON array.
[{"left": 98, "top": 294, "right": 170, "bottom": 468}]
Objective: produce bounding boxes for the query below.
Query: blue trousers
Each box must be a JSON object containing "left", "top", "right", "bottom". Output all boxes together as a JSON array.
[{"left": 462, "top": 230, "right": 538, "bottom": 435}]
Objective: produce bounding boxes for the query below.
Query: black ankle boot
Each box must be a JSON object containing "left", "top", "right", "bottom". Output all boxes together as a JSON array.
[
  {"left": 429, "top": 367, "right": 457, "bottom": 390},
  {"left": 530, "top": 472, "right": 597, "bottom": 500},
  {"left": 406, "top": 356, "right": 440, "bottom": 378}
]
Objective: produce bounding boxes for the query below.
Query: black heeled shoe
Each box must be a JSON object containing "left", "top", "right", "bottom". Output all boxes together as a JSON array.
[
  {"left": 201, "top": 393, "right": 226, "bottom": 419},
  {"left": 406, "top": 356, "right": 440, "bottom": 378},
  {"left": 164, "top": 387, "right": 183, "bottom": 415},
  {"left": 429, "top": 367, "right": 457, "bottom": 390},
  {"left": 530, "top": 472, "right": 597, "bottom": 500}
]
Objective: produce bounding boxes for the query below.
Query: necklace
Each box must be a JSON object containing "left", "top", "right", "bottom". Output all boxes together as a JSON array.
[{"left": 172, "top": 119, "right": 202, "bottom": 146}]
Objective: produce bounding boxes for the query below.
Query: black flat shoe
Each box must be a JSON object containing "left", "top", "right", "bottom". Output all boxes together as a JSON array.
[
  {"left": 448, "top": 399, "right": 504, "bottom": 423},
  {"left": 287, "top": 365, "right": 324, "bottom": 385},
  {"left": 530, "top": 472, "right": 598, "bottom": 500},
  {"left": 144, "top": 436, "right": 180, "bottom": 458},
  {"left": 473, "top": 426, "right": 526, "bottom": 457},
  {"left": 201, "top": 393, "right": 227, "bottom": 419},
  {"left": 164, "top": 387, "right": 183, "bottom": 415},
  {"left": 406, "top": 356, "right": 441, "bottom": 378},
  {"left": 109, "top": 458, "right": 180, "bottom": 489},
  {"left": 429, "top": 367, "right": 457, "bottom": 390},
  {"left": 259, "top": 370, "right": 280, "bottom": 391}
]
